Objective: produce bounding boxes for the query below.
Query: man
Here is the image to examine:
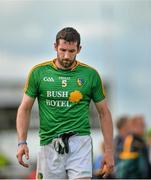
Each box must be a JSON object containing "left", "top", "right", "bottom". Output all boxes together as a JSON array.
[{"left": 16, "top": 27, "right": 114, "bottom": 179}]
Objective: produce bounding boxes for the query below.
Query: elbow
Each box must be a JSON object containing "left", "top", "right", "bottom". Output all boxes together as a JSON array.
[{"left": 18, "top": 102, "right": 31, "bottom": 113}]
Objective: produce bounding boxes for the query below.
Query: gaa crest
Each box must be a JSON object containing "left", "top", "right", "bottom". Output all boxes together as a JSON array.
[{"left": 77, "top": 78, "right": 85, "bottom": 86}]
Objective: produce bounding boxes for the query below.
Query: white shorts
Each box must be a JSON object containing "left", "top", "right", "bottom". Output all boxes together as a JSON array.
[{"left": 36, "top": 135, "right": 92, "bottom": 179}]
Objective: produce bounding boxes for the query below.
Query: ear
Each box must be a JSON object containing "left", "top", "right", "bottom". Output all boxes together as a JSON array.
[
  {"left": 77, "top": 46, "right": 82, "bottom": 54},
  {"left": 54, "top": 43, "right": 58, "bottom": 51}
]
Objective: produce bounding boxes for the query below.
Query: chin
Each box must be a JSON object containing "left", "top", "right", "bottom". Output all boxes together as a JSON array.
[{"left": 63, "top": 62, "right": 74, "bottom": 68}]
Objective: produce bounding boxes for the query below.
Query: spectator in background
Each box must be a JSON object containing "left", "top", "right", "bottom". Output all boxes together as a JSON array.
[
  {"left": 129, "top": 115, "right": 151, "bottom": 178},
  {"left": 145, "top": 128, "right": 151, "bottom": 164},
  {"left": 114, "top": 116, "right": 129, "bottom": 164},
  {"left": 130, "top": 115, "right": 145, "bottom": 136},
  {"left": 116, "top": 115, "right": 151, "bottom": 179}
]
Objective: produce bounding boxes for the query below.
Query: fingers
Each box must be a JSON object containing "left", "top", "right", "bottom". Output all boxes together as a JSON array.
[
  {"left": 106, "top": 162, "right": 114, "bottom": 171},
  {"left": 17, "top": 154, "right": 29, "bottom": 168},
  {"left": 100, "top": 164, "right": 113, "bottom": 179},
  {"left": 16, "top": 145, "right": 29, "bottom": 168},
  {"left": 25, "top": 147, "right": 29, "bottom": 160},
  {"left": 102, "top": 172, "right": 110, "bottom": 179},
  {"left": 100, "top": 164, "right": 107, "bottom": 174},
  {"left": 102, "top": 151, "right": 114, "bottom": 171},
  {"left": 99, "top": 153, "right": 114, "bottom": 179}
]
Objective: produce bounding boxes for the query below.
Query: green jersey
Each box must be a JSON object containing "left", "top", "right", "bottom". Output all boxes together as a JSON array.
[{"left": 24, "top": 58, "right": 105, "bottom": 145}]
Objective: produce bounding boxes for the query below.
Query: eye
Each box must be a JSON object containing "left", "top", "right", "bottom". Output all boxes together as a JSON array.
[
  {"left": 60, "top": 48, "right": 66, "bottom": 52},
  {"left": 69, "top": 49, "right": 76, "bottom": 53}
]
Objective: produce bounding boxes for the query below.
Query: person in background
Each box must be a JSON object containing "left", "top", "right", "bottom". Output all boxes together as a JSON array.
[
  {"left": 145, "top": 129, "right": 151, "bottom": 164},
  {"left": 114, "top": 116, "right": 129, "bottom": 164},
  {"left": 116, "top": 115, "right": 150, "bottom": 179}
]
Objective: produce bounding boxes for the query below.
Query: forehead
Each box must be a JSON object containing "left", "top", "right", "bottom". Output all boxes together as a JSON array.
[
  {"left": 132, "top": 118, "right": 144, "bottom": 126},
  {"left": 57, "top": 39, "right": 78, "bottom": 49}
]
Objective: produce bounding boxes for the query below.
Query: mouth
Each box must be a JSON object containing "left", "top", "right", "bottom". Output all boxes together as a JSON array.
[
  {"left": 62, "top": 59, "right": 70, "bottom": 62},
  {"left": 62, "top": 59, "right": 74, "bottom": 68},
  {"left": 62, "top": 59, "right": 71, "bottom": 65}
]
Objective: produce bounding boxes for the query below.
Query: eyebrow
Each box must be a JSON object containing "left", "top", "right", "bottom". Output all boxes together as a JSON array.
[{"left": 60, "top": 48, "right": 76, "bottom": 52}]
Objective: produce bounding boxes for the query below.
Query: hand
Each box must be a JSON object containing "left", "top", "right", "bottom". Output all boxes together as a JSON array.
[
  {"left": 100, "top": 150, "right": 114, "bottom": 178},
  {"left": 16, "top": 144, "right": 29, "bottom": 168}
]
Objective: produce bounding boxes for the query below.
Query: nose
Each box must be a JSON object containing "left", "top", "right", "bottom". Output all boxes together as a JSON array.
[{"left": 64, "top": 51, "right": 70, "bottom": 59}]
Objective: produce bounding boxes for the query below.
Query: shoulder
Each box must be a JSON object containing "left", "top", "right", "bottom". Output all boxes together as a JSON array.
[
  {"left": 77, "top": 61, "right": 100, "bottom": 75},
  {"left": 132, "top": 134, "right": 146, "bottom": 147},
  {"left": 27, "top": 59, "right": 56, "bottom": 77},
  {"left": 124, "top": 133, "right": 145, "bottom": 150},
  {"left": 30, "top": 60, "right": 52, "bottom": 73}
]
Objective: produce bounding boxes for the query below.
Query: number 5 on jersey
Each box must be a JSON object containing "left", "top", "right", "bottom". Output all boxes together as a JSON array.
[{"left": 62, "top": 80, "right": 67, "bottom": 87}]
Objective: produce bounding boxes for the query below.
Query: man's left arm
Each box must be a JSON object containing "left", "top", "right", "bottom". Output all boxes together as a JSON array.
[{"left": 95, "top": 98, "right": 114, "bottom": 176}]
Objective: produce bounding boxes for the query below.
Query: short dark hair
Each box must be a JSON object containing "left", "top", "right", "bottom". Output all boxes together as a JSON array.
[
  {"left": 116, "top": 116, "right": 129, "bottom": 130},
  {"left": 56, "top": 27, "right": 81, "bottom": 47}
]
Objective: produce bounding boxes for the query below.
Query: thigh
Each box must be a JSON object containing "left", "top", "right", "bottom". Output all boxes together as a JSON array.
[
  {"left": 36, "top": 143, "right": 67, "bottom": 179},
  {"left": 66, "top": 135, "right": 92, "bottom": 179}
]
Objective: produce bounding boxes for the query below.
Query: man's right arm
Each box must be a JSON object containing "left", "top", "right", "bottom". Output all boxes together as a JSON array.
[{"left": 16, "top": 93, "right": 35, "bottom": 167}]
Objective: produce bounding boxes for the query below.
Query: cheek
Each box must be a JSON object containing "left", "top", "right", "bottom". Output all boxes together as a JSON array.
[
  {"left": 57, "top": 51, "right": 64, "bottom": 57},
  {"left": 71, "top": 52, "right": 77, "bottom": 58}
]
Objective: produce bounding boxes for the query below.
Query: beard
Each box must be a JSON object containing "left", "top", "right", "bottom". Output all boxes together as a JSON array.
[{"left": 58, "top": 57, "right": 75, "bottom": 69}]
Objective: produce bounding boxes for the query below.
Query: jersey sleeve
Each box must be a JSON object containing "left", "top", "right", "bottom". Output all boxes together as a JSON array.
[
  {"left": 91, "top": 71, "right": 106, "bottom": 103},
  {"left": 24, "top": 68, "right": 38, "bottom": 98}
]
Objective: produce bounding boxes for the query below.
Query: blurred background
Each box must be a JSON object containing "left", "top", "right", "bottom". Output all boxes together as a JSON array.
[{"left": 0, "top": 0, "right": 151, "bottom": 179}]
